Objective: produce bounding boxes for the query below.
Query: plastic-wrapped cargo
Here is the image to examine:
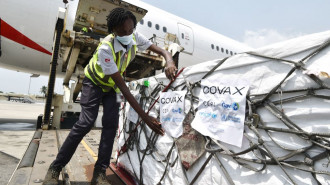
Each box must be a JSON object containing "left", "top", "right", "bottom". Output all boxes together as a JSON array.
[{"left": 115, "top": 30, "right": 330, "bottom": 185}]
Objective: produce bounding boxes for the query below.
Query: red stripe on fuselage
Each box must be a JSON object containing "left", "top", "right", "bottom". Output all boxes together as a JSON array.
[{"left": 0, "top": 19, "right": 52, "bottom": 55}]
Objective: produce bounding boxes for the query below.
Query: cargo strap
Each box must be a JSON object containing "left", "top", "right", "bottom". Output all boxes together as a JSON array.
[
  {"left": 116, "top": 68, "right": 185, "bottom": 184},
  {"left": 116, "top": 37, "right": 330, "bottom": 185}
]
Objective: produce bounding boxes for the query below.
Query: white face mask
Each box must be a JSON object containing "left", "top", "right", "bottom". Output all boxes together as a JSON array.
[{"left": 116, "top": 34, "right": 133, "bottom": 45}]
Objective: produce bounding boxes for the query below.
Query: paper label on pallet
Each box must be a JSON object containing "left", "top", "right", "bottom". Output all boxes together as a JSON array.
[
  {"left": 191, "top": 79, "right": 249, "bottom": 147},
  {"left": 160, "top": 91, "right": 186, "bottom": 138}
]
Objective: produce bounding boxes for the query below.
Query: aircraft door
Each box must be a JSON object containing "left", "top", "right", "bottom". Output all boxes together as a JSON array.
[{"left": 177, "top": 23, "right": 194, "bottom": 54}]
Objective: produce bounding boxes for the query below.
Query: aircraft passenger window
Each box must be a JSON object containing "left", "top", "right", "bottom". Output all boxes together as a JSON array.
[
  {"left": 163, "top": 26, "right": 167, "bottom": 33},
  {"left": 140, "top": 19, "right": 144, "bottom": 25},
  {"left": 216, "top": 46, "right": 219, "bottom": 51},
  {"left": 211, "top": 44, "right": 214, "bottom": 49},
  {"left": 221, "top": 48, "right": 224, "bottom": 53},
  {"left": 148, "top": 21, "right": 152, "bottom": 27},
  {"left": 226, "top": 49, "right": 228, "bottom": 54},
  {"left": 182, "top": 33, "right": 184, "bottom": 39},
  {"left": 230, "top": 51, "right": 233, "bottom": 55},
  {"left": 155, "top": 24, "right": 160, "bottom": 30}
]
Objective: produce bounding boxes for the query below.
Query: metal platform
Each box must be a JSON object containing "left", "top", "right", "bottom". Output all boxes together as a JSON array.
[{"left": 8, "top": 130, "right": 125, "bottom": 185}]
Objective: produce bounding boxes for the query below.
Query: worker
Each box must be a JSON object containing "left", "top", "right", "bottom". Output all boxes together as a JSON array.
[{"left": 43, "top": 7, "right": 177, "bottom": 185}]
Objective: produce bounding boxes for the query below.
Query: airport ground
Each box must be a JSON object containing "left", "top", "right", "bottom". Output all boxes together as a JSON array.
[
  {"left": 0, "top": 100, "right": 43, "bottom": 184},
  {"left": 0, "top": 99, "right": 123, "bottom": 184}
]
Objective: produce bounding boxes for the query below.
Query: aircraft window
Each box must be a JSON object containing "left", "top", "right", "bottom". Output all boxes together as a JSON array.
[
  {"left": 226, "top": 49, "right": 228, "bottom": 54},
  {"left": 230, "top": 51, "right": 233, "bottom": 55},
  {"left": 155, "top": 24, "right": 160, "bottom": 30},
  {"left": 148, "top": 21, "right": 152, "bottom": 27},
  {"left": 216, "top": 46, "right": 219, "bottom": 51},
  {"left": 211, "top": 44, "right": 214, "bottom": 49},
  {"left": 140, "top": 19, "right": 144, "bottom": 25},
  {"left": 163, "top": 26, "right": 167, "bottom": 33},
  {"left": 221, "top": 48, "right": 224, "bottom": 53},
  {"left": 181, "top": 33, "right": 184, "bottom": 39}
]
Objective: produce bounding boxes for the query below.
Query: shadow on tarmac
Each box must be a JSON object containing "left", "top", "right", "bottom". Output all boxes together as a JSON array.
[
  {"left": 0, "top": 118, "right": 36, "bottom": 130},
  {"left": 0, "top": 151, "right": 20, "bottom": 184}
]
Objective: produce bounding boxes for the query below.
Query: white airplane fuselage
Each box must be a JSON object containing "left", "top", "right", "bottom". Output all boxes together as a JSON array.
[{"left": 0, "top": 0, "right": 251, "bottom": 76}]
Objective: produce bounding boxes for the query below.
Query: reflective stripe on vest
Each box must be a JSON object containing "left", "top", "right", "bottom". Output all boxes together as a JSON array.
[{"left": 84, "top": 34, "right": 137, "bottom": 92}]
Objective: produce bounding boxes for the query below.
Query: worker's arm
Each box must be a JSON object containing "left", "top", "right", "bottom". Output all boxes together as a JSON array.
[
  {"left": 110, "top": 72, "right": 164, "bottom": 135},
  {"left": 148, "top": 44, "right": 177, "bottom": 81}
]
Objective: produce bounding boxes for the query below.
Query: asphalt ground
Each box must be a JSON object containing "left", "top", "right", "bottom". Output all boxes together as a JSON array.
[
  {"left": 0, "top": 100, "right": 124, "bottom": 185},
  {"left": 0, "top": 151, "right": 19, "bottom": 185},
  {"left": 0, "top": 100, "right": 43, "bottom": 184}
]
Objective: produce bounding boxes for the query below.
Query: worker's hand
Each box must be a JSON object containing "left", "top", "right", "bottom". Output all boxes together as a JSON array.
[
  {"left": 143, "top": 115, "right": 164, "bottom": 136},
  {"left": 165, "top": 61, "right": 177, "bottom": 81}
]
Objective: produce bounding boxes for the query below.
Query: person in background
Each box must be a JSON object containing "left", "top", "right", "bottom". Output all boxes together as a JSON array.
[{"left": 43, "top": 7, "right": 177, "bottom": 185}]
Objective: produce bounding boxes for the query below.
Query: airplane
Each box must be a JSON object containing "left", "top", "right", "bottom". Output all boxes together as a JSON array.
[{"left": 0, "top": 0, "right": 252, "bottom": 79}]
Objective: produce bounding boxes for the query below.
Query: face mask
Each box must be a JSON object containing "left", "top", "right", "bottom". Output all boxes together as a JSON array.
[{"left": 116, "top": 34, "right": 133, "bottom": 45}]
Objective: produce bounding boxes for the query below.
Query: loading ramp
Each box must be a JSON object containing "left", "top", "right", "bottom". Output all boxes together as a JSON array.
[{"left": 8, "top": 130, "right": 125, "bottom": 185}]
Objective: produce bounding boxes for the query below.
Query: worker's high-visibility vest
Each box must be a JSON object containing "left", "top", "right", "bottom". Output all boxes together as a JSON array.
[{"left": 84, "top": 34, "right": 136, "bottom": 92}]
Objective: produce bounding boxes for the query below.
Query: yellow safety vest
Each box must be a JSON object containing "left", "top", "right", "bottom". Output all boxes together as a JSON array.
[{"left": 84, "top": 34, "right": 136, "bottom": 92}]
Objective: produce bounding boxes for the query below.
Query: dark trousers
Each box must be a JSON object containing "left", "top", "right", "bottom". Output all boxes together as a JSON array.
[{"left": 52, "top": 77, "right": 119, "bottom": 170}]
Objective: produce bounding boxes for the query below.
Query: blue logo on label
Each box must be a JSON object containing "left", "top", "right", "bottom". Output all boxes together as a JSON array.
[
  {"left": 172, "top": 118, "right": 183, "bottom": 122},
  {"left": 221, "top": 114, "right": 240, "bottom": 123},
  {"left": 162, "top": 117, "right": 171, "bottom": 122},
  {"left": 199, "top": 112, "right": 217, "bottom": 119},
  {"left": 221, "top": 114, "right": 226, "bottom": 121},
  {"left": 162, "top": 117, "right": 183, "bottom": 122},
  {"left": 221, "top": 101, "right": 239, "bottom": 111},
  {"left": 232, "top": 102, "right": 239, "bottom": 110},
  {"left": 172, "top": 108, "right": 183, "bottom": 114}
]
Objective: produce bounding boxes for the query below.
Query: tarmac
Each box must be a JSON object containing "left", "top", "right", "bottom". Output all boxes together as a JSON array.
[
  {"left": 0, "top": 100, "right": 42, "bottom": 184},
  {"left": 0, "top": 151, "right": 19, "bottom": 185},
  {"left": 0, "top": 100, "right": 124, "bottom": 185}
]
